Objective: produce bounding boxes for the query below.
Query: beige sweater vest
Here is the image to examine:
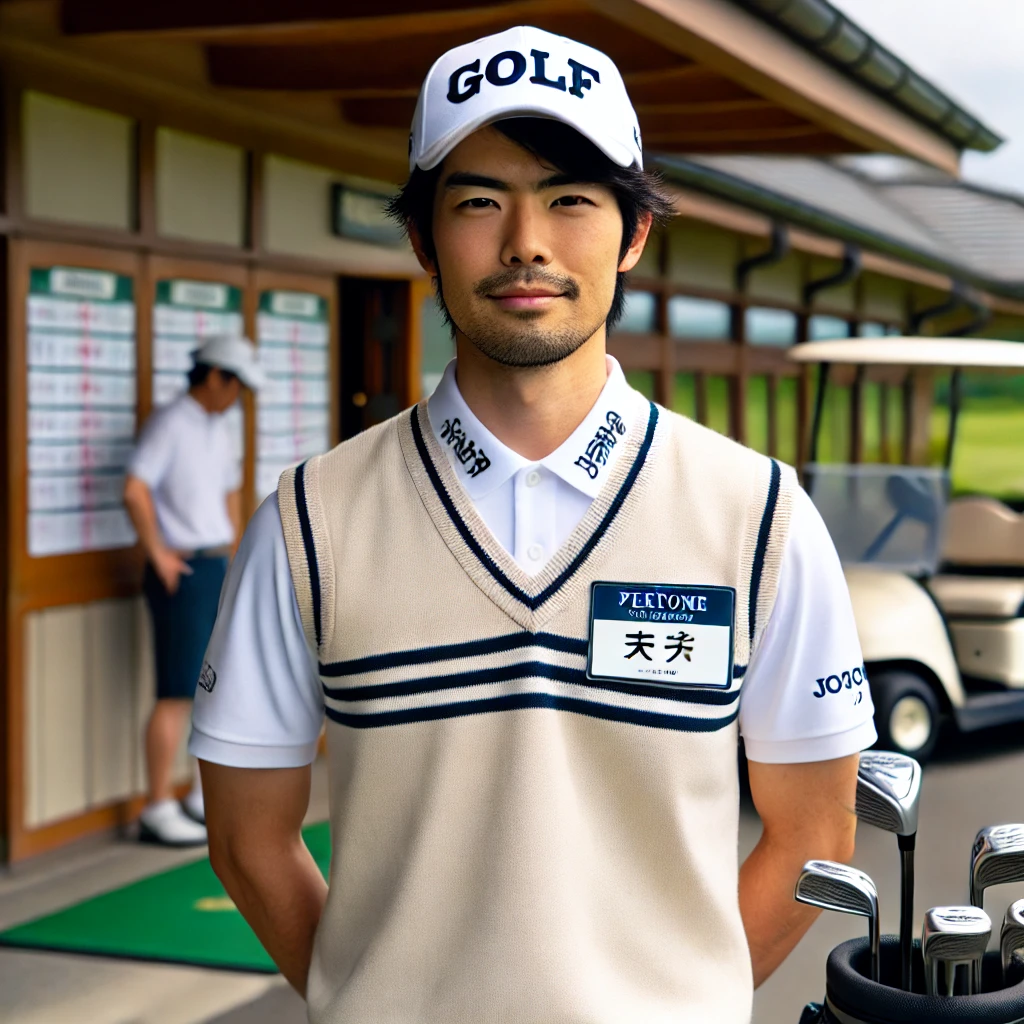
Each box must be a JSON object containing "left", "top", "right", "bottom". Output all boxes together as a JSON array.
[{"left": 279, "top": 397, "right": 795, "bottom": 1024}]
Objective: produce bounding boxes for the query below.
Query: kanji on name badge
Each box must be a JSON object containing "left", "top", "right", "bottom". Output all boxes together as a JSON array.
[{"left": 587, "top": 582, "right": 735, "bottom": 689}]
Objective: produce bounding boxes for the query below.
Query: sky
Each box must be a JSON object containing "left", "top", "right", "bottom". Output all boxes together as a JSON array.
[{"left": 835, "top": 0, "right": 1024, "bottom": 195}]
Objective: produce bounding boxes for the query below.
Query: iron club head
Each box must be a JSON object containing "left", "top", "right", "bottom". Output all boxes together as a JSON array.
[
  {"left": 1002, "top": 899, "right": 1024, "bottom": 986},
  {"left": 922, "top": 906, "right": 992, "bottom": 997},
  {"left": 970, "top": 825, "right": 1024, "bottom": 909},
  {"left": 856, "top": 751, "right": 922, "bottom": 837},
  {"left": 795, "top": 860, "right": 880, "bottom": 983}
]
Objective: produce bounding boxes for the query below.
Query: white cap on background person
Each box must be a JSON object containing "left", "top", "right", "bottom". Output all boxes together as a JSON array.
[
  {"left": 409, "top": 25, "right": 643, "bottom": 172},
  {"left": 192, "top": 335, "right": 267, "bottom": 391}
]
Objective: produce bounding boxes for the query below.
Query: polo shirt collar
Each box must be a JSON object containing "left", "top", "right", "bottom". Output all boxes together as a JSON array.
[{"left": 426, "top": 356, "right": 643, "bottom": 501}]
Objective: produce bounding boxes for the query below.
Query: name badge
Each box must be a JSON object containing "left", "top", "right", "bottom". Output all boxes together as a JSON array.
[{"left": 587, "top": 582, "right": 735, "bottom": 690}]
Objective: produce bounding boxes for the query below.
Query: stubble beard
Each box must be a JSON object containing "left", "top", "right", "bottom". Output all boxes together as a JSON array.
[{"left": 438, "top": 267, "right": 607, "bottom": 369}]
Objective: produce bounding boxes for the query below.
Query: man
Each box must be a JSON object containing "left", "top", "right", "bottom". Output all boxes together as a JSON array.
[
  {"left": 192, "top": 26, "right": 877, "bottom": 1022},
  {"left": 125, "top": 335, "right": 265, "bottom": 846}
]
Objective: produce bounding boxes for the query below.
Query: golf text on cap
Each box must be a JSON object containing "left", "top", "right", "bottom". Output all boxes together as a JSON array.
[{"left": 448, "top": 49, "right": 601, "bottom": 104}]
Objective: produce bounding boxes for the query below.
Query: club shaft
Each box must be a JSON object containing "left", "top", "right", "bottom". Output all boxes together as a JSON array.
[{"left": 899, "top": 835, "right": 916, "bottom": 991}]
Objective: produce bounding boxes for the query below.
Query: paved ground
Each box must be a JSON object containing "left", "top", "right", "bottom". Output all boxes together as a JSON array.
[{"left": 2, "top": 721, "right": 1022, "bottom": 1023}]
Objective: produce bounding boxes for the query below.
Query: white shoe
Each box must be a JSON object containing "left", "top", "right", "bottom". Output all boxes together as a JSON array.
[
  {"left": 182, "top": 787, "right": 205, "bottom": 825},
  {"left": 139, "top": 799, "right": 208, "bottom": 847}
]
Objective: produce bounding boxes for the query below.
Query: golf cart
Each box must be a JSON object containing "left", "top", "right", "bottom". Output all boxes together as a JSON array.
[{"left": 790, "top": 337, "right": 1024, "bottom": 763}]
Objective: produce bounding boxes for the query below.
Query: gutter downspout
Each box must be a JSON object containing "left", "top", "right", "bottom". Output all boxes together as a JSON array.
[
  {"left": 732, "top": 223, "right": 790, "bottom": 443},
  {"left": 802, "top": 244, "right": 862, "bottom": 309},
  {"left": 908, "top": 282, "right": 965, "bottom": 335}
]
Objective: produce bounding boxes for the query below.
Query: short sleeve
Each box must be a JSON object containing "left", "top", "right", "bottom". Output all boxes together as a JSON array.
[
  {"left": 738, "top": 486, "right": 877, "bottom": 764},
  {"left": 128, "top": 409, "right": 173, "bottom": 489},
  {"left": 189, "top": 492, "right": 324, "bottom": 768}
]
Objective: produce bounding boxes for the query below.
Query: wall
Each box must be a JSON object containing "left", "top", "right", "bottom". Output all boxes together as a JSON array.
[{"left": 23, "top": 598, "right": 190, "bottom": 828}]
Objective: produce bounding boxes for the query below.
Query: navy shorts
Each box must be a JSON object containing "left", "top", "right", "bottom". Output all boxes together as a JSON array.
[{"left": 143, "top": 555, "right": 228, "bottom": 701}]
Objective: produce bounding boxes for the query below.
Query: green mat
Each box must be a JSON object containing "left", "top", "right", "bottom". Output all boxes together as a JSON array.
[{"left": 0, "top": 822, "right": 331, "bottom": 973}]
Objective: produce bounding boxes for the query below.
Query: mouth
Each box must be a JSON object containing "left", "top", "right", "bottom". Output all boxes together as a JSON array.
[{"left": 487, "top": 288, "right": 566, "bottom": 311}]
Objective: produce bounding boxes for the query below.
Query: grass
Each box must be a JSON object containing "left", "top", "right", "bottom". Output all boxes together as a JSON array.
[{"left": 627, "top": 371, "right": 1024, "bottom": 502}]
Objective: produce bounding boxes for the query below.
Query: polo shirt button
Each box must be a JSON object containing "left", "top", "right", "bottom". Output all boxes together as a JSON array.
[
  {"left": 525, "top": 470, "right": 541, "bottom": 487},
  {"left": 527, "top": 543, "right": 544, "bottom": 561}
]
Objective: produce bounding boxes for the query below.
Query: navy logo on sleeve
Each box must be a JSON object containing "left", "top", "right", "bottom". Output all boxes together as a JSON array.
[{"left": 198, "top": 661, "right": 217, "bottom": 693}]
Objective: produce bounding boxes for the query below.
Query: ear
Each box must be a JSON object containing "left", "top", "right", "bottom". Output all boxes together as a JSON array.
[
  {"left": 617, "top": 211, "right": 654, "bottom": 274},
  {"left": 408, "top": 223, "right": 439, "bottom": 277}
]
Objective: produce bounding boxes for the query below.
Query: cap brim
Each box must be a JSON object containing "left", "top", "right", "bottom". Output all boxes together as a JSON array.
[
  {"left": 234, "top": 363, "right": 268, "bottom": 390},
  {"left": 416, "top": 105, "right": 637, "bottom": 171}
]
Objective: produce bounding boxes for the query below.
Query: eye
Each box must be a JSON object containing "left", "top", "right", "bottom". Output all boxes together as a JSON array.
[
  {"left": 458, "top": 197, "right": 499, "bottom": 209},
  {"left": 552, "top": 195, "right": 594, "bottom": 208}
]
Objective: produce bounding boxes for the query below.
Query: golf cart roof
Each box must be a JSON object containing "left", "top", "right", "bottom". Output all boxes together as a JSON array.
[{"left": 789, "top": 337, "right": 1024, "bottom": 370}]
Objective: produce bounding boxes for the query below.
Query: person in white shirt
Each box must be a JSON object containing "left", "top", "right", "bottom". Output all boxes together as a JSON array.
[
  {"left": 124, "top": 335, "right": 265, "bottom": 846},
  {"left": 191, "top": 26, "right": 877, "bottom": 1022}
]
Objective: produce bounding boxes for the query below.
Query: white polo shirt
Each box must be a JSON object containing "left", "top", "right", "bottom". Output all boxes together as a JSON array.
[
  {"left": 190, "top": 357, "right": 876, "bottom": 768},
  {"left": 128, "top": 393, "right": 241, "bottom": 552}
]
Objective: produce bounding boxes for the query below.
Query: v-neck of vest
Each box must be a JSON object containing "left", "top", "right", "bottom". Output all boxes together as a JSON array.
[{"left": 398, "top": 398, "right": 660, "bottom": 631}]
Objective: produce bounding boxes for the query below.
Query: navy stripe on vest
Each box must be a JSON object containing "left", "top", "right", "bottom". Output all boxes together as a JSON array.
[
  {"left": 320, "top": 631, "right": 588, "bottom": 678},
  {"left": 325, "top": 692, "right": 741, "bottom": 733},
  {"left": 748, "top": 459, "right": 781, "bottom": 644},
  {"left": 294, "top": 460, "right": 322, "bottom": 649},
  {"left": 322, "top": 659, "right": 742, "bottom": 707},
  {"left": 409, "top": 402, "right": 659, "bottom": 612}
]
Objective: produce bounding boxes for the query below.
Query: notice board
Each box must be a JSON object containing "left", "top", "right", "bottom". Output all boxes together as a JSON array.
[
  {"left": 25, "top": 265, "right": 137, "bottom": 557},
  {"left": 255, "top": 289, "right": 332, "bottom": 501}
]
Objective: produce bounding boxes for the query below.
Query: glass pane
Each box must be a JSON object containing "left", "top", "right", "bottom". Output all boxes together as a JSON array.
[
  {"left": 706, "top": 376, "right": 731, "bottom": 436},
  {"left": 746, "top": 307, "right": 796, "bottom": 346},
  {"left": 421, "top": 296, "right": 453, "bottom": 397},
  {"left": 861, "top": 382, "right": 883, "bottom": 463},
  {"left": 746, "top": 376, "right": 769, "bottom": 454},
  {"left": 884, "top": 384, "right": 905, "bottom": 464},
  {"left": 776, "top": 377, "right": 799, "bottom": 465},
  {"left": 626, "top": 370, "right": 655, "bottom": 398},
  {"left": 673, "top": 373, "right": 696, "bottom": 418},
  {"left": 617, "top": 290, "right": 657, "bottom": 333},
  {"left": 810, "top": 315, "right": 849, "bottom": 340},
  {"left": 816, "top": 384, "right": 851, "bottom": 463},
  {"left": 936, "top": 373, "right": 1024, "bottom": 501},
  {"left": 858, "top": 322, "right": 888, "bottom": 338},
  {"left": 668, "top": 295, "right": 730, "bottom": 340}
]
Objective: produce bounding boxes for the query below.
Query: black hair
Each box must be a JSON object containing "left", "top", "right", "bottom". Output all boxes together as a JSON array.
[
  {"left": 386, "top": 117, "right": 675, "bottom": 331},
  {"left": 188, "top": 362, "right": 238, "bottom": 389}
]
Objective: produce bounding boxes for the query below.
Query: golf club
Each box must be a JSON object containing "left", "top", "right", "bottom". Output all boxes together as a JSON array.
[
  {"left": 922, "top": 906, "right": 992, "bottom": 996},
  {"left": 969, "top": 824, "right": 1024, "bottom": 989},
  {"left": 1001, "top": 899, "right": 1024, "bottom": 987},
  {"left": 795, "top": 860, "right": 880, "bottom": 983},
  {"left": 856, "top": 751, "right": 921, "bottom": 991}
]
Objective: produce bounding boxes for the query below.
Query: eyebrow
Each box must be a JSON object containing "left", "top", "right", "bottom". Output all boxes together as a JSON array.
[{"left": 443, "top": 171, "right": 585, "bottom": 192}]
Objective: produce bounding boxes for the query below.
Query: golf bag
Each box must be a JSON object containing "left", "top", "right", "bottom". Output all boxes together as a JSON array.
[{"left": 798, "top": 936, "right": 1024, "bottom": 1023}]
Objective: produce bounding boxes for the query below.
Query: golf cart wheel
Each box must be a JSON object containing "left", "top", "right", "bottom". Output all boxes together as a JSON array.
[{"left": 870, "top": 669, "right": 940, "bottom": 764}]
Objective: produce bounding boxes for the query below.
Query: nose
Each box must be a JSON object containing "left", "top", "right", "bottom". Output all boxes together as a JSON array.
[{"left": 500, "top": 201, "right": 552, "bottom": 268}]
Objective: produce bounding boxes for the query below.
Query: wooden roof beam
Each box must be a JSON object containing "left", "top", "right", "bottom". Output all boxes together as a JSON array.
[{"left": 61, "top": 0, "right": 502, "bottom": 36}]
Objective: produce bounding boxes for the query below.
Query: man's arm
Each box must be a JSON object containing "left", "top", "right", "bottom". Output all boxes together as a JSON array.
[
  {"left": 740, "top": 753, "right": 859, "bottom": 988},
  {"left": 123, "top": 474, "right": 192, "bottom": 593},
  {"left": 201, "top": 761, "right": 327, "bottom": 996}
]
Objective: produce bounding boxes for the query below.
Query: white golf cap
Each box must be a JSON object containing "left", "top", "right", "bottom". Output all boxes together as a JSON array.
[
  {"left": 409, "top": 25, "right": 642, "bottom": 172},
  {"left": 192, "top": 335, "right": 267, "bottom": 391}
]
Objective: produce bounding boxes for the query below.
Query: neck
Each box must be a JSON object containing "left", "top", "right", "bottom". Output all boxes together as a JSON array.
[
  {"left": 188, "top": 385, "right": 219, "bottom": 414},
  {"left": 453, "top": 328, "right": 609, "bottom": 462}
]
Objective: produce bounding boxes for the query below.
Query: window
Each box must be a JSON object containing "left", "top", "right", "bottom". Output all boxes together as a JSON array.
[
  {"left": 746, "top": 377, "right": 770, "bottom": 454},
  {"left": 776, "top": 377, "right": 800, "bottom": 465},
  {"left": 617, "top": 290, "right": 656, "bottom": 333},
  {"left": 705, "top": 376, "right": 731, "bottom": 436},
  {"left": 858, "top": 322, "right": 888, "bottom": 338},
  {"left": 746, "top": 307, "right": 796, "bottom": 346},
  {"left": 809, "top": 315, "right": 850, "bottom": 341},
  {"left": 673, "top": 373, "right": 696, "bottom": 418},
  {"left": 421, "top": 296, "right": 453, "bottom": 397},
  {"left": 668, "top": 296, "right": 730, "bottom": 340},
  {"left": 625, "top": 370, "right": 656, "bottom": 398}
]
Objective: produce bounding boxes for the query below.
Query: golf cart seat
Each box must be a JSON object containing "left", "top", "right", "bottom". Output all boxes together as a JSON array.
[
  {"left": 929, "top": 499, "right": 1024, "bottom": 619},
  {"left": 927, "top": 576, "right": 1024, "bottom": 619},
  {"left": 942, "top": 497, "right": 1024, "bottom": 569}
]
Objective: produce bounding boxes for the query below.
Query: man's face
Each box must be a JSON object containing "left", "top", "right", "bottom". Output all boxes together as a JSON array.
[
  {"left": 209, "top": 369, "right": 243, "bottom": 412},
  {"left": 423, "top": 126, "right": 645, "bottom": 368}
]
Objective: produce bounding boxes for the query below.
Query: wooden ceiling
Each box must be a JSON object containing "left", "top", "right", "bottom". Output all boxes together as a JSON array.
[{"left": 48, "top": 0, "right": 865, "bottom": 157}]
